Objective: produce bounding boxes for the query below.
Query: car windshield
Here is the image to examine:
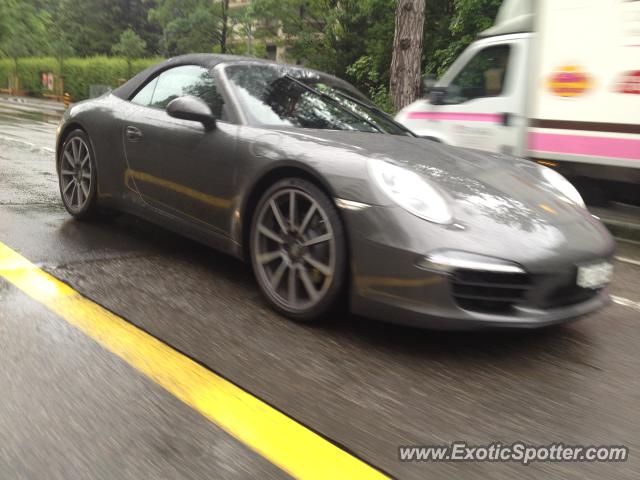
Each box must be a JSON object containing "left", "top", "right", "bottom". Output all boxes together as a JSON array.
[{"left": 224, "top": 64, "right": 412, "bottom": 136}]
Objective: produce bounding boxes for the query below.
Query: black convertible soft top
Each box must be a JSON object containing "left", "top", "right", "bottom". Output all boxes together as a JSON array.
[
  {"left": 111, "top": 54, "right": 251, "bottom": 100},
  {"left": 111, "top": 54, "right": 365, "bottom": 102}
]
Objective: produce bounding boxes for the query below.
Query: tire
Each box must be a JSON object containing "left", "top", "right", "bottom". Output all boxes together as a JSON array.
[
  {"left": 58, "top": 129, "right": 99, "bottom": 220},
  {"left": 250, "top": 178, "right": 347, "bottom": 322}
]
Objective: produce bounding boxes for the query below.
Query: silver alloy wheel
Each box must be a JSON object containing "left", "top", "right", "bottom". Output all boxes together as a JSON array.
[
  {"left": 60, "top": 136, "right": 92, "bottom": 212},
  {"left": 253, "top": 188, "right": 336, "bottom": 312}
]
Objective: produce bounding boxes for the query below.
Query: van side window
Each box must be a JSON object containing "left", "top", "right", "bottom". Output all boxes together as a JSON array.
[{"left": 445, "top": 45, "right": 511, "bottom": 104}]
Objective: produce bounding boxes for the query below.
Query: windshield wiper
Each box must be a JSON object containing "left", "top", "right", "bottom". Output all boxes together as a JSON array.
[{"left": 283, "top": 74, "right": 384, "bottom": 134}]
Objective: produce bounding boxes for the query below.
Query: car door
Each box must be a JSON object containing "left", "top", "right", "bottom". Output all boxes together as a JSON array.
[
  {"left": 123, "top": 64, "right": 238, "bottom": 235},
  {"left": 432, "top": 39, "right": 528, "bottom": 156}
]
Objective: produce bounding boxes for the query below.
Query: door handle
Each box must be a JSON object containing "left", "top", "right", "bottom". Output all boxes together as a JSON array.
[{"left": 125, "top": 126, "right": 143, "bottom": 141}]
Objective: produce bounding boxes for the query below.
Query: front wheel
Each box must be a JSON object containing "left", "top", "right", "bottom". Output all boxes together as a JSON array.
[
  {"left": 58, "top": 129, "right": 99, "bottom": 220},
  {"left": 250, "top": 178, "right": 347, "bottom": 322}
]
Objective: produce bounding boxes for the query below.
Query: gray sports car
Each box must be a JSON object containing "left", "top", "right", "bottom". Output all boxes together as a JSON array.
[{"left": 56, "top": 54, "right": 615, "bottom": 329}]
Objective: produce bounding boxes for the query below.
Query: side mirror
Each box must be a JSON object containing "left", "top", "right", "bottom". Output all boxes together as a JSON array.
[
  {"left": 421, "top": 75, "right": 437, "bottom": 97},
  {"left": 428, "top": 87, "right": 447, "bottom": 106},
  {"left": 166, "top": 96, "right": 216, "bottom": 130}
]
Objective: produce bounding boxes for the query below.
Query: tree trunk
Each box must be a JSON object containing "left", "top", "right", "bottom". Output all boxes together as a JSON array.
[
  {"left": 220, "top": 0, "right": 229, "bottom": 53},
  {"left": 389, "top": 0, "right": 425, "bottom": 111}
]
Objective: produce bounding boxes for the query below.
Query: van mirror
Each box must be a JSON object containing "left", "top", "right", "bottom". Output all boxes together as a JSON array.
[
  {"left": 428, "top": 87, "right": 447, "bottom": 105},
  {"left": 421, "top": 75, "right": 437, "bottom": 97}
]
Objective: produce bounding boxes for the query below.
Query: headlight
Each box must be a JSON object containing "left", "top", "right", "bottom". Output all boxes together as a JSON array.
[
  {"left": 370, "top": 160, "right": 453, "bottom": 224},
  {"left": 539, "top": 166, "right": 585, "bottom": 208}
]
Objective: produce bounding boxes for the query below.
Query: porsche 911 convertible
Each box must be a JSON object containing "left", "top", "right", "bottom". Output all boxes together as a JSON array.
[{"left": 56, "top": 54, "right": 614, "bottom": 328}]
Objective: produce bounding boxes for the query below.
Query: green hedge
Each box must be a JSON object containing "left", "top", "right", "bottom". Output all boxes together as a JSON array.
[{"left": 0, "top": 56, "right": 162, "bottom": 101}]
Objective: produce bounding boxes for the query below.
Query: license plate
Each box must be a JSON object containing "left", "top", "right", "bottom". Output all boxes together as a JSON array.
[{"left": 577, "top": 262, "right": 613, "bottom": 289}]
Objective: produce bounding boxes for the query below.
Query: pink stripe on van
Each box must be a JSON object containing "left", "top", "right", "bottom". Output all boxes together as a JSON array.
[
  {"left": 406, "top": 112, "right": 503, "bottom": 123},
  {"left": 529, "top": 132, "right": 640, "bottom": 161}
]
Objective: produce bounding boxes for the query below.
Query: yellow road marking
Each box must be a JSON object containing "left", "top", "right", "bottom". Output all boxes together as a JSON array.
[{"left": 0, "top": 242, "right": 388, "bottom": 480}]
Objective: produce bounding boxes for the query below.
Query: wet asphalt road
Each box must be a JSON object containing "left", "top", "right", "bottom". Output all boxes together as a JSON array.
[{"left": 1, "top": 97, "right": 639, "bottom": 479}]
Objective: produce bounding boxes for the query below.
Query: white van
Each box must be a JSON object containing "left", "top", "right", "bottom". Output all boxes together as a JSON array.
[{"left": 395, "top": 0, "right": 640, "bottom": 204}]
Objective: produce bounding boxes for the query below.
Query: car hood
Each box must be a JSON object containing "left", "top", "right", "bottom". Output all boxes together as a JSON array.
[{"left": 272, "top": 129, "right": 589, "bottom": 228}]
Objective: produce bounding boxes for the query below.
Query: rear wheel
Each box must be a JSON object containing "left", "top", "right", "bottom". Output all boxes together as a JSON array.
[
  {"left": 250, "top": 178, "right": 347, "bottom": 322},
  {"left": 58, "top": 129, "right": 99, "bottom": 220}
]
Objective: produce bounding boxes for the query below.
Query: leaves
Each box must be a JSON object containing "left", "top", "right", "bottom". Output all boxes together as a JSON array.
[
  {"left": 55, "top": 0, "right": 160, "bottom": 56},
  {"left": 149, "top": 0, "right": 221, "bottom": 55},
  {"left": 0, "top": 0, "right": 502, "bottom": 112},
  {"left": 112, "top": 28, "right": 147, "bottom": 76},
  {"left": 425, "top": 0, "right": 502, "bottom": 77},
  {"left": 0, "top": 0, "right": 51, "bottom": 60},
  {"left": 112, "top": 29, "right": 147, "bottom": 59}
]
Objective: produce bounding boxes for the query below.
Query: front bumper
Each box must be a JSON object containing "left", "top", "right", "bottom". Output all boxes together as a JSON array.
[{"left": 342, "top": 204, "right": 615, "bottom": 330}]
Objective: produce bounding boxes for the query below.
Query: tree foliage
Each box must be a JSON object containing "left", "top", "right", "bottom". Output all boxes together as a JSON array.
[
  {"left": 112, "top": 28, "right": 147, "bottom": 76},
  {"left": 0, "top": 0, "right": 502, "bottom": 111},
  {"left": 248, "top": 0, "right": 396, "bottom": 107},
  {"left": 0, "top": 1, "right": 9, "bottom": 45},
  {"left": 425, "top": 0, "right": 501, "bottom": 76},
  {"left": 0, "top": 0, "right": 51, "bottom": 61},
  {"left": 149, "top": 0, "right": 220, "bottom": 55},
  {"left": 55, "top": 0, "right": 160, "bottom": 56}
]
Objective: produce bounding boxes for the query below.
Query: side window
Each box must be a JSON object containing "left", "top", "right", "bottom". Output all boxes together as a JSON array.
[
  {"left": 131, "top": 77, "right": 158, "bottom": 106},
  {"left": 151, "top": 65, "right": 224, "bottom": 118},
  {"left": 131, "top": 65, "right": 225, "bottom": 119},
  {"left": 445, "top": 45, "right": 511, "bottom": 104}
]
